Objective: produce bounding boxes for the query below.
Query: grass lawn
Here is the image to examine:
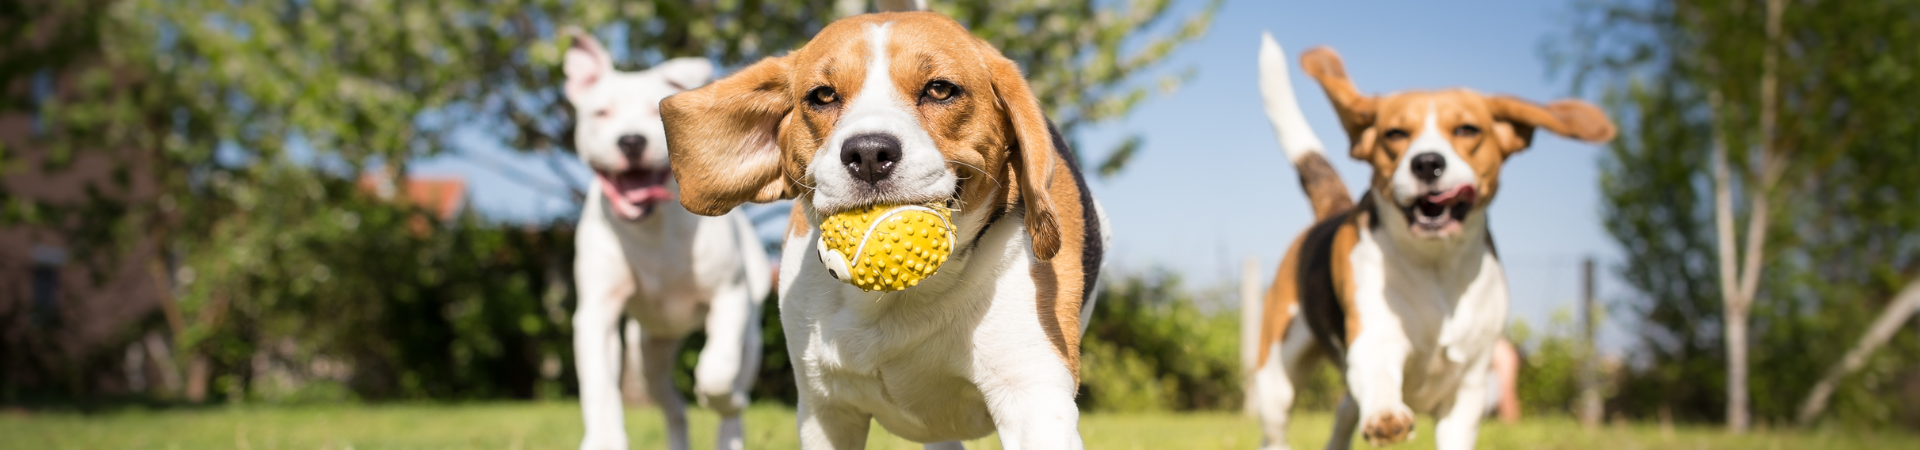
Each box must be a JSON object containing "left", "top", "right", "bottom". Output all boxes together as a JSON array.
[{"left": 2, "top": 402, "right": 1913, "bottom": 449}]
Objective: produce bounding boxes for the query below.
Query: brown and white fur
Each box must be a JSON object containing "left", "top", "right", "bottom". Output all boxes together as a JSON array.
[
  {"left": 1251, "top": 34, "right": 1614, "bottom": 450},
  {"left": 660, "top": 12, "right": 1108, "bottom": 450},
  {"left": 563, "top": 29, "right": 772, "bottom": 450}
]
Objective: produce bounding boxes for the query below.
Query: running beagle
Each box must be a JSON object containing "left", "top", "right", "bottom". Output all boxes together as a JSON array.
[
  {"left": 1251, "top": 35, "right": 1614, "bottom": 450},
  {"left": 661, "top": 12, "right": 1109, "bottom": 450}
]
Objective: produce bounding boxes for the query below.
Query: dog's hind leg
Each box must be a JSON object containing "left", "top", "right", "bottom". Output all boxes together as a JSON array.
[
  {"left": 640, "top": 334, "right": 693, "bottom": 450},
  {"left": 1256, "top": 318, "right": 1322, "bottom": 450},
  {"left": 1326, "top": 394, "right": 1360, "bottom": 450},
  {"left": 1433, "top": 355, "right": 1491, "bottom": 450}
]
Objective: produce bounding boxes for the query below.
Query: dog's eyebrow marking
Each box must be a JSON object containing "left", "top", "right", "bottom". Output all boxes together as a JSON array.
[
  {"left": 859, "top": 22, "right": 896, "bottom": 106},
  {"left": 1425, "top": 100, "right": 1438, "bottom": 133}
]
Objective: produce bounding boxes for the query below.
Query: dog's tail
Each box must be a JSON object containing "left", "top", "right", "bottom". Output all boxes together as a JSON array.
[{"left": 1259, "top": 33, "right": 1353, "bottom": 221}]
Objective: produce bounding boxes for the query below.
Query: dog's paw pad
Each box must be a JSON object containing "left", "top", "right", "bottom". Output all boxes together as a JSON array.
[{"left": 1361, "top": 407, "right": 1416, "bottom": 446}]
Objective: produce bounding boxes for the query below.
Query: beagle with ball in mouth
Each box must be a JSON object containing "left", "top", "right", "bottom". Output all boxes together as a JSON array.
[
  {"left": 1251, "top": 35, "right": 1614, "bottom": 450},
  {"left": 662, "top": 12, "right": 1108, "bottom": 450}
]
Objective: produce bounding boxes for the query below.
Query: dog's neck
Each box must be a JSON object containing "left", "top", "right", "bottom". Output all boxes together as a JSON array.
[{"left": 1367, "top": 191, "right": 1492, "bottom": 268}]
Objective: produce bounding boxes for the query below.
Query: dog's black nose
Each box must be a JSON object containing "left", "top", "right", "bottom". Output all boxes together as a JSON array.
[
  {"left": 617, "top": 134, "right": 648, "bottom": 160},
  {"left": 841, "top": 133, "right": 902, "bottom": 185},
  {"left": 1410, "top": 153, "right": 1445, "bottom": 182}
]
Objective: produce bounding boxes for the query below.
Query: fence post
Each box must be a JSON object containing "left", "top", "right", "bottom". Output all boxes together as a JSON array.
[
  {"left": 1241, "top": 256, "right": 1263, "bottom": 415},
  {"left": 1578, "top": 257, "right": 1603, "bottom": 428}
]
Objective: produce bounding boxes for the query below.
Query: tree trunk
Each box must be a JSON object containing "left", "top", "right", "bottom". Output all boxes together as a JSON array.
[
  {"left": 1708, "top": 89, "right": 1752, "bottom": 433},
  {"left": 1714, "top": 0, "right": 1788, "bottom": 432},
  {"left": 1724, "top": 302, "right": 1751, "bottom": 431},
  {"left": 1795, "top": 278, "right": 1920, "bottom": 425},
  {"left": 184, "top": 353, "right": 211, "bottom": 402}
]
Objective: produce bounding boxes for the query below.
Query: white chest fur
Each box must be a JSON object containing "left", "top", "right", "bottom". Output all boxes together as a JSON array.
[
  {"left": 578, "top": 188, "right": 755, "bottom": 335},
  {"left": 1348, "top": 222, "right": 1509, "bottom": 412}
]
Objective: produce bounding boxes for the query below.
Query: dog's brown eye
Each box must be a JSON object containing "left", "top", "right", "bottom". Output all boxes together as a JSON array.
[
  {"left": 595, "top": 108, "right": 610, "bottom": 118},
  {"left": 807, "top": 86, "right": 838, "bottom": 106},
  {"left": 1383, "top": 129, "right": 1410, "bottom": 141},
  {"left": 1453, "top": 125, "right": 1481, "bottom": 138},
  {"left": 922, "top": 80, "right": 958, "bottom": 102}
]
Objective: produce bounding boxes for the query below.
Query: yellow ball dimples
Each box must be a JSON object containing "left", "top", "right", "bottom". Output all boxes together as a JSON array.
[{"left": 815, "top": 202, "right": 956, "bottom": 292}]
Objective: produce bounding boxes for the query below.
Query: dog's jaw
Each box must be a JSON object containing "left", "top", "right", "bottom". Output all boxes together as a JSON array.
[
  {"left": 1401, "top": 184, "right": 1476, "bottom": 237},
  {"left": 596, "top": 168, "right": 674, "bottom": 221}
]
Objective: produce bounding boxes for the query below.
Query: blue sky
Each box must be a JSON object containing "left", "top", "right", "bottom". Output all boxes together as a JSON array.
[{"left": 413, "top": 0, "right": 1635, "bottom": 351}]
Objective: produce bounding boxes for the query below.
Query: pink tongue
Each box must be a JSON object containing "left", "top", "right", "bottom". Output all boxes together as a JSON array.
[
  {"left": 598, "top": 169, "right": 674, "bottom": 220},
  {"left": 1426, "top": 185, "right": 1477, "bottom": 205}
]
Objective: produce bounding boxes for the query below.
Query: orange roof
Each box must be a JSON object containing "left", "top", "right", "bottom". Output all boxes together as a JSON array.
[{"left": 356, "top": 174, "right": 466, "bottom": 220}]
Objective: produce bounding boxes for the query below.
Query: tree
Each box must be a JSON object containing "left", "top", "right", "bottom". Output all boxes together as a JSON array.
[{"left": 1561, "top": 0, "right": 1920, "bottom": 428}]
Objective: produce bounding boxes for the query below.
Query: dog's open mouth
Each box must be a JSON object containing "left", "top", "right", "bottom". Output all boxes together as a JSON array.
[
  {"left": 597, "top": 168, "right": 672, "bottom": 220},
  {"left": 1403, "top": 184, "right": 1476, "bottom": 233}
]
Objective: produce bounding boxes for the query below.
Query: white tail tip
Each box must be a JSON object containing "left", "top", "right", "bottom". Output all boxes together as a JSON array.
[{"left": 1258, "top": 32, "right": 1326, "bottom": 164}]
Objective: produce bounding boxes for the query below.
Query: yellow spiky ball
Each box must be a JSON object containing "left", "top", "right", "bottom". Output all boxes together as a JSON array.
[{"left": 815, "top": 202, "right": 956, "bottom": 292}]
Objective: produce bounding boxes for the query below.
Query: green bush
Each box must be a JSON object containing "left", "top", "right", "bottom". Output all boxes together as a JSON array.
[
  {"left": 1078, "top": 269, "right": 1242, "bottom": 412},
  {"left": 1506, "top": 308, "right": 1588, "bottom": 416}
]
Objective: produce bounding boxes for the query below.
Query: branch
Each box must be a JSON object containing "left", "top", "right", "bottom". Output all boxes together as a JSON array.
[
  {"left": 1738, "top": 0, "right": 1788, "bottom": 306},
  {"left": 1796, "top": 278, "right": 1920, "bottom": 425},
  {"left": 1709, "top": 91, "right": 1741, "bottom": 311}
]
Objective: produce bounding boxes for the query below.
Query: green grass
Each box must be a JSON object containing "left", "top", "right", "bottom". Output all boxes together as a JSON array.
[{"left": 2, "top": 402, "right": 1913, "bottom": 449}]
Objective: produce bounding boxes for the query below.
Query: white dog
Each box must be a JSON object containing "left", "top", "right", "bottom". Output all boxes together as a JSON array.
[
  {"left": 563, "top": 29, "right": 773, "bottom": 450},
  {"left": 660, "top": 12, "right": 1109, "bottom": 450}
]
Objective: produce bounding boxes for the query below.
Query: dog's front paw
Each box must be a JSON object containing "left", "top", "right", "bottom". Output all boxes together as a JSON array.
[
  {"left": 1361, "top": 405, "right": 1416, "bottom": 446},
  {"left": 579, "top": 433, "right": 629, "bottom": 450}
]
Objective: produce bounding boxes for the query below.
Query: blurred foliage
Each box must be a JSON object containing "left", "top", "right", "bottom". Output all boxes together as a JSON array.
[
  {"left": 172, "top": 170, "right": 575, "bottom": 401},
  {"left": 1078, "top": 269, "right": 1241, "bottom": 412},
  {"left": 1557, "top": 0, "right": 1920, "bottom": 428},
  {"left": 1, "top": 0, "right": 1216, "bottom": 403},
  {"left": 1506, "top": 309, "right": 1590, "bottom": 416}
]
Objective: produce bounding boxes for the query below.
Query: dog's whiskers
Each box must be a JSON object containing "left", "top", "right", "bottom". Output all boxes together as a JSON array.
[{"left": 947, "top": 160, "right": 998, "bottom": 187}]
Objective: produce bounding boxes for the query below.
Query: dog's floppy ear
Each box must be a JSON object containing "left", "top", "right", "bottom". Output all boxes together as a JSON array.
[
  {"left": 1300, "top": 47, "right": 1377, "bottom": 149},
  {"left": 985, "top": 53, "right": 1063, "bottom": 261},
  {"left": 1486, "top": 96, "right": 1617, "bottom": 155},
  {"left": 660, "top": 56, "right": 794, "bottom": 216},
  {"left": 563, "top": 27, "right": 612, "bottom": 102},
  {"left": 653, "top": 57, "right": 714, "bottom": 91}
]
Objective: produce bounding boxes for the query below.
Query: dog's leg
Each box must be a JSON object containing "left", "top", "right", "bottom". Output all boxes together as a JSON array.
[
  {"left": 983, "top": 383, "right": 1083, "bottom": 450},
  {"left": 1325, "top": 394, "right": 1360, "bottom": 450},
  {"left": 1257, "top": 320, "right": 1321, "bottom": 450},
  {"left": 694, "top": 284, "right": 762, "bottom": 450},
  {"left": 1345, "top": 333, "right": 1416, "bottom": 446},
  {"left": 1433, "top": 358, "right": 1491, "bottom": 450},
  {"left": 637, "top": 334, "right": 692, "bottom": 450},
  {"left": 574, "top": 296, "right": 630, "bottom": 450},
  {"left": 796, "top": 400, "right": 872, "bottom": 450},
  {"left": 622, "top": 318, "right": 645, "bottom": 403}
]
